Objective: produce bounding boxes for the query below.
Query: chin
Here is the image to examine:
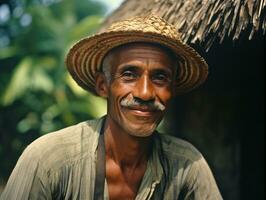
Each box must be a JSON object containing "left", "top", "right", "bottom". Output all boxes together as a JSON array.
[
  {"left": 125, "top": 123, "right": 158, "bottom": 137},
  {"left": 118, "top": 108, "right": 163, "bottom": 137}
]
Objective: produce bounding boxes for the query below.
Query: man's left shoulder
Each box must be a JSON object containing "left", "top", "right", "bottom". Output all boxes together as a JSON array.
[{"left": 157, "top": 133, "right": 202, "bottom": 162}]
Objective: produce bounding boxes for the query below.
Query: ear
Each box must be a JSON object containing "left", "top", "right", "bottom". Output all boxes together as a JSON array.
[{"left": 95, "top": 72, "right": 108, "bottom": 98}]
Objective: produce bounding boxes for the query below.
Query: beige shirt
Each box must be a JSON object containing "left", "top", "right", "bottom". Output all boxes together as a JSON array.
[{"left": 1, "top": 117, "right": 222, "bottom": 200}]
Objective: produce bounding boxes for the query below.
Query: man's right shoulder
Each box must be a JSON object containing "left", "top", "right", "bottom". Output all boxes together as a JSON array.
[{"left": 20, "top": 118, "right": 102, "bottom": 172}]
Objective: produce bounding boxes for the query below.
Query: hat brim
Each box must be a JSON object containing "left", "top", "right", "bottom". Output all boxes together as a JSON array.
[{"left": 66, "top": 31, "right": 208, "bottom": 95}]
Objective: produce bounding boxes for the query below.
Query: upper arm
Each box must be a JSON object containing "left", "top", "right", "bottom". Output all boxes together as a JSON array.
[
  {"left": 181, "top": 157, "right": 223, "bottom": 200},
  {"left": 0, "top": 145, "right": 52, "bottom": 200}
]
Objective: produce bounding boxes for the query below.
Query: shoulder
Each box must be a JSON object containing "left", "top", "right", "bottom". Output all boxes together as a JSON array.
[
  {"left": 1, "top": 118, "right": 104, "bottom": 198},
  {"left": 157, "top": 133, "right": 203, "bottom": 162},
  {"left": 21, "top": 118, "right": 103, "bottom": 171},
  {"left": 156, "top": 133, "right": 222, "bottom": 198}
]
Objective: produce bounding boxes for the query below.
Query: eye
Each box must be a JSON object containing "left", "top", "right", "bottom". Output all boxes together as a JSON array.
[
  {"left": 152, "top": 73, "right": 171, "bottom": 85},
  {"left": 121, "top": 70, "right": 138, "bottom": 81}
]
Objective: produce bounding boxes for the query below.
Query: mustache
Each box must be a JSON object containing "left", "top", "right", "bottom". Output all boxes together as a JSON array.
[{"left": 120, "top": 96, "right": 166, "bottom": 111}]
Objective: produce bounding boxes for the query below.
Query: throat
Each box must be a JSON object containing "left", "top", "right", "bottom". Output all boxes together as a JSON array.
[
  {"left": 105, "top": 145, "right": 149, "bottom": 200},
  {"left": 103, "top": 117, "right": 154, "bottom": 200},
  {"left": 106, "top": 156, "right": 147, "bottom": 200},
  {"left": 104, "top": 125, "right": 153, "bottom": 167}
]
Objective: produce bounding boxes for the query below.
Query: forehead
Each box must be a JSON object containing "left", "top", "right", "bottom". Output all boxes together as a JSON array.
[{"left": 105, "top": 42, "right": 177, "bottom": 71}]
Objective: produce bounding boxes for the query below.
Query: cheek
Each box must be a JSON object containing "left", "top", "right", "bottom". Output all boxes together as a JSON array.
[
  {"left": 110, "top": 81, "right": 135, "bottom": 96},
  {"left": 108, "top": 81, "right": 133, "bottom": 107},
  {"left": 157, "top": 87, "right": 172, "bottom": 104}
]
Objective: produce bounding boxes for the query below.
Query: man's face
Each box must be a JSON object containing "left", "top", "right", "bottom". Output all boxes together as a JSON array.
[{"left": 102, "top": 43, "right": 176, "bottom": 137}]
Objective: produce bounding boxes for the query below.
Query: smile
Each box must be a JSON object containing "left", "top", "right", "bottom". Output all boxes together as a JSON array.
[
  {"left": 130, "top": 109, "right": 155, "bottom": 117},
  {"left": 122, "top": 106, "right": 158, "bottom": 117}
]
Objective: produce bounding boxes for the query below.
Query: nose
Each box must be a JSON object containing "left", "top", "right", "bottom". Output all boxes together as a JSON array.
[{"left": 133, "top": 73, "right": 155, "bottom": 101}]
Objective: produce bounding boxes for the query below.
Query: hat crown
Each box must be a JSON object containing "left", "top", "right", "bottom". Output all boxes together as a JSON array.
[
  {"left": 66, "top": 14, "right": 208, "bottom": 95},
  {"left": 106, "top": 14, "right": 180, "bottom": 40}
]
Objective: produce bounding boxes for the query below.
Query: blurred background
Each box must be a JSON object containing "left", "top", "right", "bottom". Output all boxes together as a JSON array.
[{"left": 0, "top": 0, "right": 264, "bottom": 199}]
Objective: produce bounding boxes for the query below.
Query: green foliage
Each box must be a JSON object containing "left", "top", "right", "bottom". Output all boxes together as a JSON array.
[{"left": 0, "top": 0, "right": 107, "bottom": 181}]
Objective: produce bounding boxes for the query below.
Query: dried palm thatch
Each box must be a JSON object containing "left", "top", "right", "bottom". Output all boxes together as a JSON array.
[{"left": 100, "top": 0, "right": 266, "bottom": 50}]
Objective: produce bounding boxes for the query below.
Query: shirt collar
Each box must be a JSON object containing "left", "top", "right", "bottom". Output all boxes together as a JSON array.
[
  {"left": 93, "top": 117, "right": 164, "bottom": 199},
  {"left": 134, "top": 134, "right": 164, "bottom": 199},
  {"left": 94, "top": 116, "right": 164, "bottom": 182}
]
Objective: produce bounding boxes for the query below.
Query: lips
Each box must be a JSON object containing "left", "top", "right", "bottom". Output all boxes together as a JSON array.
[
  {"left": 131, "top": 109, "right": 155, "bottom": 117},
  {"left": 122, "top": 105, "right": 157, "bottom": 118},
  {"left": 128, "top": 105, "right": 156, "bottom": 111},
  {"left": 121, "top": 104, "right": 156, "bottom": 112}
]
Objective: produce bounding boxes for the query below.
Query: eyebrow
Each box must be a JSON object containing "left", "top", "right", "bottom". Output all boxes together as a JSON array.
[
  {"left": 117, "top": 64, "right": 174, "bottom": 74},
  {"left": 117, "top": 65, "right": 140, "bottom": 73}
]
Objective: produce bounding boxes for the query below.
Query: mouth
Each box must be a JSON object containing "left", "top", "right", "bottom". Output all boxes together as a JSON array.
[
  {"left": 121, "top": 106, "right": 158, "bottom": 117},
  {"left": 130, "top": 109, "right": 155, "bottom": 117}
]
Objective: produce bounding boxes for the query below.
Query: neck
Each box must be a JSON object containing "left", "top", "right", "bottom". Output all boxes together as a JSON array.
[{"left": 104, "top": 116, "right": 153, "bottom": 168}]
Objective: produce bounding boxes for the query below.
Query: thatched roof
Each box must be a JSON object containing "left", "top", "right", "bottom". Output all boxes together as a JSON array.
[{"left": 100, "top": 0, "right": 266, "bottom": 50}]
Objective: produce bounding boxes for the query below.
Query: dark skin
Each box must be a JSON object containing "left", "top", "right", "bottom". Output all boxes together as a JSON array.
[{"left": 95, "top": 43, "right": 177, "bottom": 200}]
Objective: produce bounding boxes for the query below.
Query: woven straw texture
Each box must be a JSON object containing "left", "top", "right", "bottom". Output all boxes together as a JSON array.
[
  {"left": 101, "top": 0, "right": 266, "bottom": 51},
  {"left": 66, "top": 15, "right": 208, "bottom": 95}
]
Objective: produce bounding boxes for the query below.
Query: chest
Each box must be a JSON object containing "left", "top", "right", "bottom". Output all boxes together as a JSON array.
[{"left": 105, "top": 159, "right": 147, "bottom": 200}]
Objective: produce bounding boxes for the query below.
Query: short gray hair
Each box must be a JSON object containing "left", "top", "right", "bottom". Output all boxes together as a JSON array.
[{"left": 101, "top": 53, "right": 112, "bottom": 84}]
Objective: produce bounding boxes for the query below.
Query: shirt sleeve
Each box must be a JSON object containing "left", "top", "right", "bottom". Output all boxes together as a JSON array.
[
  {"left": 0, "top": 145, "right": 52, "bottom": 200},
  {"left": 181, "top": 157, "right": 223, "bottom": 200}
]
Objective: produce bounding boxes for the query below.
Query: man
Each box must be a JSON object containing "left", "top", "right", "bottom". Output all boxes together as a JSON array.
[{"left": 1, "top": 15, "right": 222, "bottom": 199}]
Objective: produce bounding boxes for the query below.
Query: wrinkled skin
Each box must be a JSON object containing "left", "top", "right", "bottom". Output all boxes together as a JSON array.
[
  {"left": 97, "top": 42, "right": 177, "bottom": 137},
  {"left": 95, "top": 42, "right": 177, "bottom": 200}
]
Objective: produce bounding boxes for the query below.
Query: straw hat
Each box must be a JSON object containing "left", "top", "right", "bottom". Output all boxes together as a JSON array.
[{"left": 66, "top": 14, "right": 208, "bottom": 95}]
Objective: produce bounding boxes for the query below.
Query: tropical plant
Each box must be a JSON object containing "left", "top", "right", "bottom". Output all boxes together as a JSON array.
[{"left": 0, "top": 0, "right": 107, "bottom": 182}]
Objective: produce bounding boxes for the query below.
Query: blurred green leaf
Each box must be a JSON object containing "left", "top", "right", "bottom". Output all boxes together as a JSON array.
[
  {"left": 66, "top": 74, "right": 87, "bottom": 96},
  {"left": 17, "top": 112, "right": 39, "bottom": 133},
  {"left": 0, "top": 46, "right": 19, "bottom": 59},
  {"left": 1, "top": 57, "right": 32, "bottom": 106},
  {"left": 86, "top": 94, "right": 107, "bottom": 118},
  {"left": 31, "top": 67, "right": 54, "bottom": 93},
  {"left": 66, "top": 74, "right": 107, "bottom": 117},
  {"left": 69, "top": 15, "right": 103, "bottom": 42},
  {"left": 0, "top": 0, "right": 107, "bottom": 182}
]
